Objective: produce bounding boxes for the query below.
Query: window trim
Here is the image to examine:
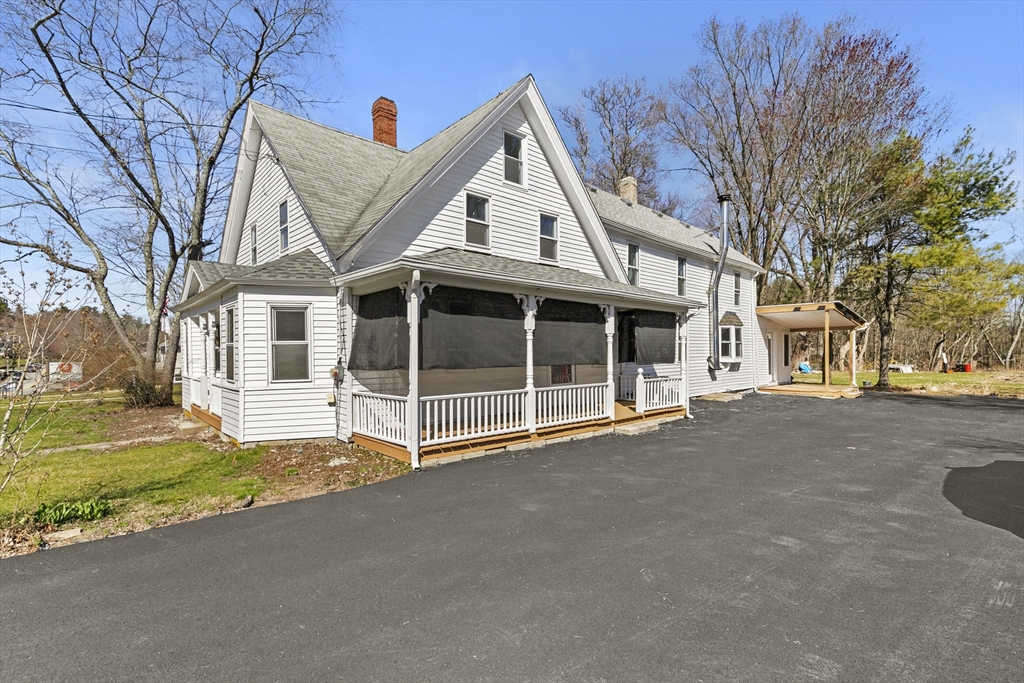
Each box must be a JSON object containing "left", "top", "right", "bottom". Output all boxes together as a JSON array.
[
  {"left": 720, "top": 324, "right": 744, "bottom": 363},
  {"left": 212, "top": 313, "right": 221, "bottom": 374},
  {"left": 279, "top": 201, "right": 289, "bottom": 254},
  {"left": 627, "top": 243, "right": 640, "bottom": 286},
  {"left": 224, "top": 306, "right": 237, "bottom": 383},
  {"left": 677, "top": 256, "right": 687, "bottom": 297},
  {"left": 268, "top": 304, "right": 311, "bottom": 383},
  {"left": 539, "top": 212, "right": 558, "bottom": 262},
  {"left": 733, "top": 272, "right": 741, "bottom": 307},
  {"left": 502, "top": 130, "right": 526, "bottom": 187},
  {"left": 249, "top": 224, "right": 257, "bottom": 265},
  {"left": 783, "top": 334, "right": 791, "bottom": 367},
  {"left": 464, "top": 191, "right": 491, "bottom": 250}
]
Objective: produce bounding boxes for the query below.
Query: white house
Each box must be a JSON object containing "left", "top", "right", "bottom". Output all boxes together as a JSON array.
[{"left": 176, "top": 75, "right": 863, "bottom": 469}]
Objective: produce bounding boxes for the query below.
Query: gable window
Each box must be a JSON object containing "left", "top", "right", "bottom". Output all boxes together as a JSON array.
[
  {"left": 784, "top": 334, "right": 790, "bottom": 367},
  {"left": 677, "top": 257, "right": 687, "bottom": 297},
  {"left": 551, "top": 364, "right": 573, "bottom": 384},
  {"left": 225, "top": 307, "right": 236, "bottom": 382},
  {"left": 721, "top": 325, "right": 743, "bottom": 362},
  {"left": 271, "top": 306, "right": 309, "bottom": 381},
  {"left": 279, "top": 201, "right": 289, "bottom": 252},
  {"left": 250, "top": 224, "right": 257, "bottom": 265},
  {"left": 734, "top": 272, "right": 741, "bottom": 306},
  {"left": 627, "top": 243, "right": 640, "bottom": 286},
  {"left": 465, "top": 193, "right": 490, "bottom": 248},
  {"left": 539, "top": 214, "right": 557, "bottom": 261},
  {"left": 504, "top": 132, "right": 524, "bottom": 185}
]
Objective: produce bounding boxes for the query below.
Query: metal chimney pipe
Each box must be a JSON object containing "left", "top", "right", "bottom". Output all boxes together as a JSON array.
[{"left": 708, "top": 193, "right": 732, "bottom": 371}]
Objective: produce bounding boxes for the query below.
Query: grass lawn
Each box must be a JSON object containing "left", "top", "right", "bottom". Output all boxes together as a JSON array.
[{"left": 792, "top": 369, "right": 1024, "bottom": 397}]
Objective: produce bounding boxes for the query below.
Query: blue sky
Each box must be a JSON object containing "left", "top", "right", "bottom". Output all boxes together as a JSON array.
[{"left": 320, "top": 0, "right": 1024, "bottom": 245}]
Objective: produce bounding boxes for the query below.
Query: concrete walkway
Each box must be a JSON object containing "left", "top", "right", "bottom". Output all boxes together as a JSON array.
[{"left": 2, "top": 393, "right": 1021, "bottom": 682}]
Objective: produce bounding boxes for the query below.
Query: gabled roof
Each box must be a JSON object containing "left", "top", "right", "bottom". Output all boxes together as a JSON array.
[
  {"left": 246, "top": 77, "right": 530, "bottom": 262},
  {"left": 587, "top": 186, "right": 764, "bottom": 273},
  {"left": 179, "top": 249, "right": 335, "bottom": 310}
]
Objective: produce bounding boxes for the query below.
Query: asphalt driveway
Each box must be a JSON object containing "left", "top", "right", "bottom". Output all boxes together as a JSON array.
[{"left": 2, "top": 392, "right": 1022, "bottom": 682}]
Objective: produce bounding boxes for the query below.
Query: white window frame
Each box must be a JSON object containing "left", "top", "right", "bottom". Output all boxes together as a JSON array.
[
  {"left": 279, "top": 201, "right": 289, "bottom": 254},
  {"left": 734, "top": 272, "right": 741, "bottom": 307},
  {"left": 503, "top": 130, "right": 526, "bottom": 187},
  {"left": 720, "top": 325, "right": 744, "bottom": 362},
  {"left": 627, "top": 243, "right": 640, "bottom": 286},
  {"left": 464, "top": 191, "right": 490, "bottom": 250},
  {"left": 224, "top": 306, "right": 237, "bottom": 383},
  {"left": 269, "top": 304, "right": 311, "bottom": 383},
  {"left": 249, "top": 224, "right": 257, "bottom": 265},
  {"left": 211, "top": 312, "right": 221, "bottom": 375},
  {"left": 539, "top": 212, "right": 558, "bottom": 262},
  {"left": 677, "top": 257, "right": 687, "bottom": 297}
]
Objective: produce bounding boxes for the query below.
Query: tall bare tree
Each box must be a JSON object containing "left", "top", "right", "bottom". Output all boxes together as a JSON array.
[
  {"left": 0, "top": 0, "right": 337, "bottom": 404},
  {"left": 558, "top": 75, "right": 681, "bottom": 214}
]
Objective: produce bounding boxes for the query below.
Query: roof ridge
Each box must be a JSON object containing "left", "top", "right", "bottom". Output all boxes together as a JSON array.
[
  {"left": 588, "top": 184, "right": 710, "bottom": 236},
  {"left": 249, "top": 100, "right": 408, "bottom": 155}
]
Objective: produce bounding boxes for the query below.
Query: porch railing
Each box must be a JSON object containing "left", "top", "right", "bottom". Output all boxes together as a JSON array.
[
  {"left": 352, "top": 392, "right": 408, "bottom": 445},
  {"left": 635, "top": 371, "right": 683, "bottom": 414},
  {"left": 535, "top": 382, "right": 609, "bottom": 429},
  {"left": 421, "top": 389, "right": 528, "bottom": 446},
  {"left": 616, "top": 374, "right": 637, "bottom": 401}
]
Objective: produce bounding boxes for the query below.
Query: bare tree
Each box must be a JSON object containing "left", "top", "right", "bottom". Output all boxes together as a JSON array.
[
  {"left": 0, "top": 0, "right": 337, "bottom": 404},
  {"left": 558, "top": 75, "right": 681, "bottom": 214},
  {"left": 663, "top": 15, "right": 812, "bottom": 300}
]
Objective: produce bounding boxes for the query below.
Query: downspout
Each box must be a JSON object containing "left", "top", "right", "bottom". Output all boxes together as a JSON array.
[{"left": 708, "top": 193, "right": 731, "bottom": 371}]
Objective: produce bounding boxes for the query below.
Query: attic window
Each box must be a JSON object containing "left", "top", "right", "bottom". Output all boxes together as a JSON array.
[
  {"left": 279, "top": 201, "right": 289, "bottom": 253},
  {"left": 504, "top": 132, "right": 524, "bottom": 185},
  {"left": 627, "top": 243, "right": 640, "bottom": 286},
  {"left": 465, "top": 193, "right": 490, "bottom": 248}
]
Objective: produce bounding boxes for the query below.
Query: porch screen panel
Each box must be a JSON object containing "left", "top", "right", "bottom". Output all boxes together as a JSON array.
[
  {"left": 348, "top": 287, "right": 409, "bottom": 371},
  {"left": 421, "top": 286, "right": 525, "bottom": 370},
  {"left": 534, "top": 299, "right": 606, "bottom": 366},
  {"left": 634, "top": 310, "right": 677, "bottom": 364}
]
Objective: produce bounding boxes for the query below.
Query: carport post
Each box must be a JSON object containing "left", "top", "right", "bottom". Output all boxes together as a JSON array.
[
  {"left": 823, "top": 310, "right": 831, "bottom": 387},
  {"left": 850, "top": 329, "right": 857, "bottom": 387},
  {"left": 604, "top": 305, "right": 615, "bottom": 421}
]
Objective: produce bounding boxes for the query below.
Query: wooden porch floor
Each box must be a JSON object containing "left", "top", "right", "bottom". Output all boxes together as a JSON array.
[
  {"left": 353, "top": 401, "right": 687, "bottom": 466},
  {"left": 759, "top": 383, "right": 862, "bottom": 399}
]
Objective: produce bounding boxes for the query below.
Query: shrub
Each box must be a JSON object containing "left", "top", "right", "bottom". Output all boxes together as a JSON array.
[{"left": 34, "top": 498, "right": 111, "bottom": 526}]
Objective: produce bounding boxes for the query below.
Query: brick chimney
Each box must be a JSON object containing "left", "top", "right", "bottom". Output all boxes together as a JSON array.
[
  {"left": 617, "top": 176, "right": 638, "bottom": 204},
  {"left": 372, "top": 96, "right": 397, "bottom": 147}
]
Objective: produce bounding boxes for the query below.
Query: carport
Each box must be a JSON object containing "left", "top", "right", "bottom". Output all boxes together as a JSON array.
[{"left": 756, "top": 301, "right": 867, "bottom": 398}]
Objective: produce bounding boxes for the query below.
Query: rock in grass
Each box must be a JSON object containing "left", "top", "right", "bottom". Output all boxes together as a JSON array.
[
  {"left": 43, "top": 528, "right": 82, "bottom": 542},
  {"left": 232, "top": 495, "right": 254, "bottom": 510}
]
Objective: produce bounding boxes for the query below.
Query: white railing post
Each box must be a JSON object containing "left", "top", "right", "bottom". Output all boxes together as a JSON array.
[
  {"left": 636, "top": 368, "right": 646, "bottom": 415},
  {"left": 517, "top": 294, "right": 542, "bottom": 434},
  {"left": 406, "top": 273, "right": 422, "bottom": 470},
  {"left": 603, "top": 305, "right": 615, "bottom": 421}
]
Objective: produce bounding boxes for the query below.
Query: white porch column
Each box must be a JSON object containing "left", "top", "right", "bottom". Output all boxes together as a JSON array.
[
  {"left": 603, "top": 305, "right": 615, "bottom": 421},
  {"left": 677, "top": 313, "right": 687, "bottom": 408},
  {"left": 682, "top": 315, "right": 691, "bottom": 416},
  {"left": 517, "top": 294, "right": 542, "bottom": 433},
  {"left": 850, "top": 329, "right": 857, "bottom": 388},
  {"left": 406, "top": 271, "right": 422, "bottom": 470},
  {"left": 636, "top": 368, "right": 646, "bottom": 415}
]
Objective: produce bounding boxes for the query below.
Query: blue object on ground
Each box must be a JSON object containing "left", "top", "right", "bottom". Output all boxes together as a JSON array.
[{"left": 798, "top": 362, "right": 812, "bottom": 373}]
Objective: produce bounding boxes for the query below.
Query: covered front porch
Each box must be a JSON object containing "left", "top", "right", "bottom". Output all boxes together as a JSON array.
[{"left": 337, "top": 250, "right": 702, "bottom": 468}]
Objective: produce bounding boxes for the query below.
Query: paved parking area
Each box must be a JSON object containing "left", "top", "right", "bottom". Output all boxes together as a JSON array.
[{"left": 2, "top": 392, "right": 1022, "bottom": 682}]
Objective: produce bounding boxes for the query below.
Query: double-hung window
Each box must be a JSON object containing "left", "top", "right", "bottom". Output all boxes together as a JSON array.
[
  {"left": 734, "top": 272, "right": 741, "bottom": 306},
  {"left": 721, "top": 325, "right": 743, "bottom": 362},
  {"left": 539, "top": 214, "right": 557, "bottom": 261},
  {"left": 627, "top": 243, "right": 640, "bottom": 286},
  {"left": 279, "top": 201, "right": 289, "bottom": 253},
  {"left": 504, "top": 132, "right": 524, "bottom": 185},
  {"left": 271, "top": 306, "right": 309, "bottom": 381},
  {"left": 250, "top": 224, "right": 257, "bottom": 265},
  {"left": 465, "top": 193, "right": 490, "bottom": 248},
  {"left": 677, "top": 257, "right": 687, "bottom": 297},
  {"left": 212, "top": 315, "right": 221, "bottom": 373},
  {"left": 225, "top": 307, "right": 236, "bottom": 382}
]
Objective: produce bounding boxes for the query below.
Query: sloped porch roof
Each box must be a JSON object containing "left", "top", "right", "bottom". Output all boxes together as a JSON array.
[{"left": 755, "top": 301, "right": 866, "bottom": 332}]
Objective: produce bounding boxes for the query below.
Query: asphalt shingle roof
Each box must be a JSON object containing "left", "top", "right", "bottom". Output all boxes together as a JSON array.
[
  {"left": 187, "top": 249, "right": 333, "bottom": 292},
  {"left": 249, "top": 77, "right": 528, "bottom": 260},
  {"left": 405, "top": 248, "right": 704, "bottom": 308},
  {"left": 190, "top": 261, "right": 251, "bottom": 287},
  {"left": 587, "top": 186, "right": 763, "bottom": 272}
]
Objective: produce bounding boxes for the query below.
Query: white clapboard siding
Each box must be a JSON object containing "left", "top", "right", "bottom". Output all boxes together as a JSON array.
[
  {"left": 181, "top": 369, "right": 191, "bottom": 408},
  {"left": 240, "top": 135, "right": 332, "bottom": 269},
  {"left": 238, "top": 284, "right": 337, "bottom": 443},
  {"left": 355, "top": 103, "right": 606, "bottom": 278},
  {"left": 221, "top": 387, "right": 241, "bottom": 438}
]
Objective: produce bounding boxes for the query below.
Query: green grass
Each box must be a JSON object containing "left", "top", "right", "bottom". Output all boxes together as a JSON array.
[
  {"left": 792, "top": 370, "right": 1024, "bottom": 396},
  {"left": 0, "top": 441, "right": 266, "bottom": 523},
  {"left": 8, "top": 400, "right": 141, "bottom": 451}
]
